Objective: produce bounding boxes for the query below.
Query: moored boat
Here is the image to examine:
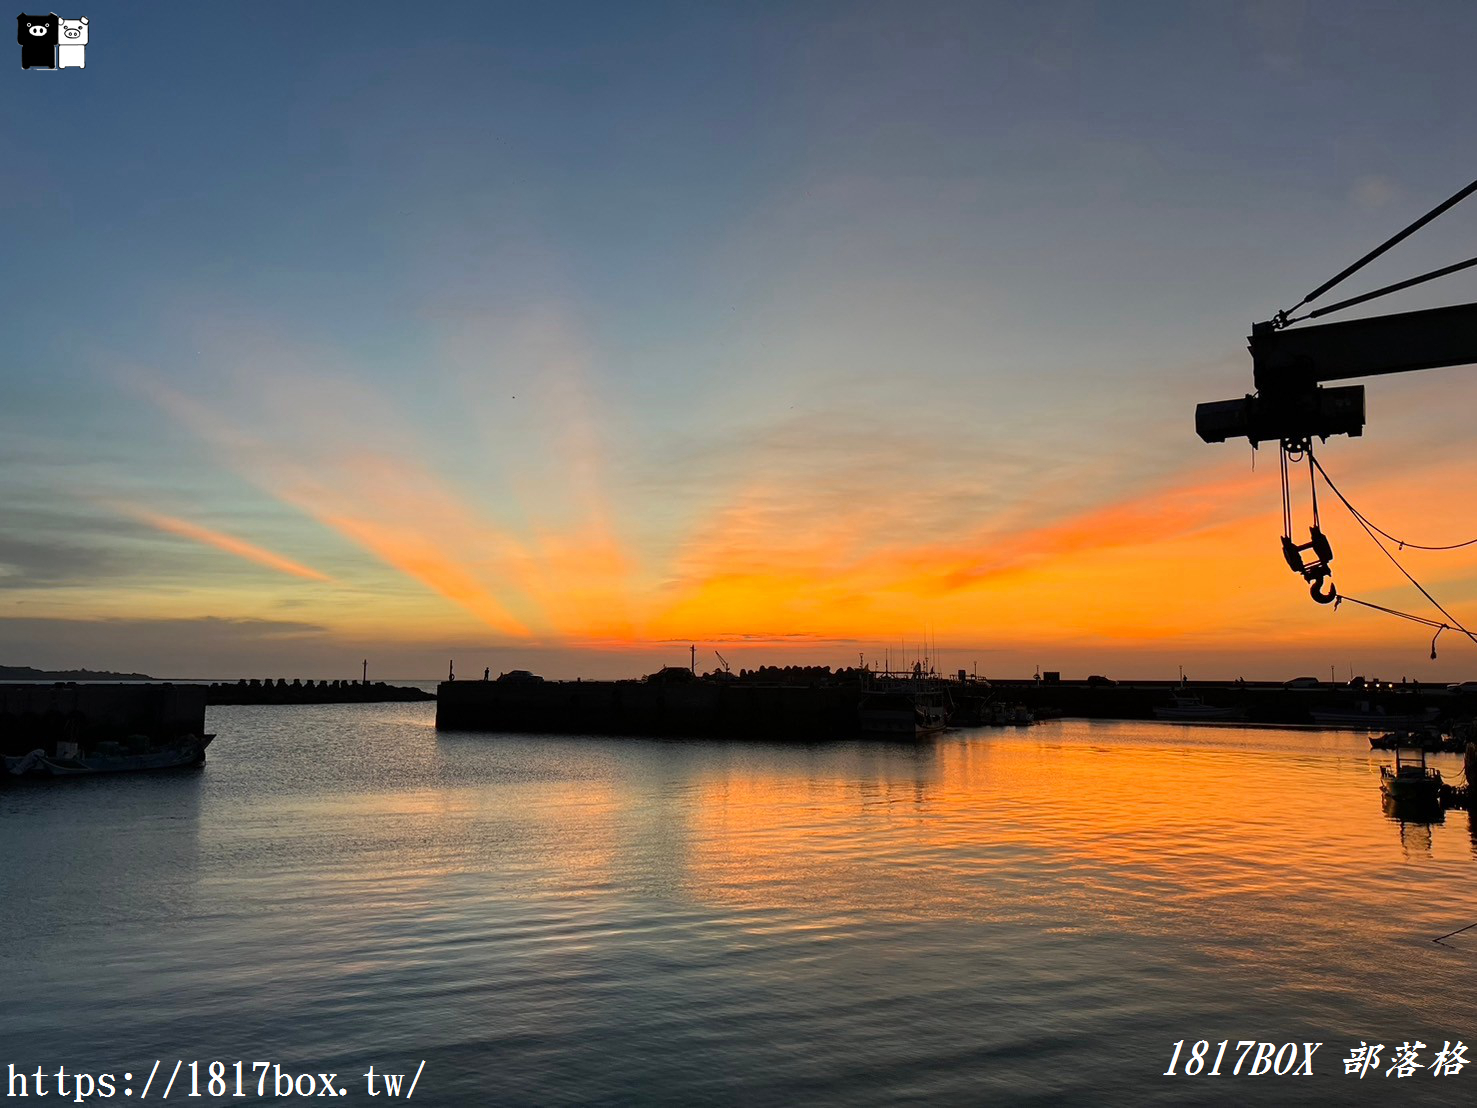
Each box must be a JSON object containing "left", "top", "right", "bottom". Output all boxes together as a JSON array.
[
  {"left": 1379, "top": 745, "right": 1442, "bottom": 804},
  {"left": 859, "top": 690, "right": 949, "bottom": 738},
  {"left": 1370, "top": 727, "right": 1459, "bottom": 753},
  {"left": 5, "top": 734, "right": 213, "bottom": 778},
  {"left": 1153, "top": 695, "right": 1245, "bottom": 721}
]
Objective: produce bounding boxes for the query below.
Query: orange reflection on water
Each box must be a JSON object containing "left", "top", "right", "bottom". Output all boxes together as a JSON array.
[{"left": 671, "top": 724, "right": 1477, "bottom": 983}]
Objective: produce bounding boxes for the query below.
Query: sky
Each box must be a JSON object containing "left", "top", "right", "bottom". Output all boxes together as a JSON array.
[{"left": 6, "top": 0, "right": 1477, "bottom": 681}]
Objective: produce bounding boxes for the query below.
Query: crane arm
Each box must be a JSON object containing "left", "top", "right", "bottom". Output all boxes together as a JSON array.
[
  {"left": 1197, "top": 301, "right": 1477, "bottom": 446},
  {"left": 1252, "top": 302, "right": 1477, "bottom": 391}
]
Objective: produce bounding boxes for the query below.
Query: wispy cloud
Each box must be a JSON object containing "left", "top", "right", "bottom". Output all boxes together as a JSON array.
[
  {"left": 124, "top": 314, "right": 638, "bottom": 642},
  {"left": 120, "top": 504, "right": 333, "bottom": 582}
]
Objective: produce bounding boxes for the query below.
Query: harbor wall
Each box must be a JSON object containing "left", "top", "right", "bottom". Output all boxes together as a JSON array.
[
  {"left": 0, "top": 683, "right": 208, "bottom": 755},
  {"left": 436, "top": 679, "right": 866, "bottom": 738},
  {"left": 990, "top": 680, "right": 1460, "bottom": 724}
]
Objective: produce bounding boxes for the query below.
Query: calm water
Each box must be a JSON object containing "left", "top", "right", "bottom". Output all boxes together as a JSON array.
[{"left": 4, "top": 706, "right": 1476, "bottom": 1105}]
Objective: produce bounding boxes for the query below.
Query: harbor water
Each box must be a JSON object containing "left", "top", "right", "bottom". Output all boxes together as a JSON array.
[{"left": 3, "top": 705, "right": 1475, "bottom": 1105}]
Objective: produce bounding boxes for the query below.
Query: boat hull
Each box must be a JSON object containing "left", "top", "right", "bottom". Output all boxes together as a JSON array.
[
  {"left": 7, "top": 735, "right": 214, "bottom": 778},
  {"left": 859, "top": 690, "right": 949, "bottom": 738},
  {"left": 1380, "top": 776, "right": 1442, "bottom": 803}
]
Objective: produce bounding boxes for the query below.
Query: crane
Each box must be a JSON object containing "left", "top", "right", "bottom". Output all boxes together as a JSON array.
[
  {"left": 1196, "top": 176, "right": 1477, "bottom": 637},
  {"left": 714, "top": 650, "right": 731, "bottom": 674}
]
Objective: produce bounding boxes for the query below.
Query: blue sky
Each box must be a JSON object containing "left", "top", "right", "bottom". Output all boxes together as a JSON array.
[{"left": 6, "top": 1, "right": 1477, "bottom": 679}]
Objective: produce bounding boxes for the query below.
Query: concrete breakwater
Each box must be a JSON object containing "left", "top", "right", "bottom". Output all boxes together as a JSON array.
[
  {"left": 0, "top": 682, "right": 207, "bottom": 756},
  {"left": 993, "top": 679, "right": 1465, "bottom": 725},
  {"left": 206, "top": 679, "right": 435, "bottom": 705},
  {"left": 437, "top": 675, "right": 1473, "bottom": 738},
  {"left": 437, "top": 678, "right": 866, "bottom": 738}
]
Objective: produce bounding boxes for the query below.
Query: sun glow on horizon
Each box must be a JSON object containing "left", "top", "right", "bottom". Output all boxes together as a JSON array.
[{"left": 85, "top": 337, "right": 1477, "bottom": 674}]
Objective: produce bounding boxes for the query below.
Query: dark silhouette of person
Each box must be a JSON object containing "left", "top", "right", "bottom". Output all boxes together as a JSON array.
[
  {"left": 17, "top": 13, "right": 58, "bottom": 70},
  {"left": 484, "top": 667, "right": 490, "bottom": 681}
]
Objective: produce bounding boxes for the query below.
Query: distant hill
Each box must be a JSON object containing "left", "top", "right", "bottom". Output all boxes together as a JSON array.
[{"left": 0, "top": 665, "right": 155, "bottom": 681}]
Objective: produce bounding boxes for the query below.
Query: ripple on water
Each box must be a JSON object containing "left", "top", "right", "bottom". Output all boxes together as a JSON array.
[{"left": 3, "top": 709, "right": 1475, "bottom": 1105}]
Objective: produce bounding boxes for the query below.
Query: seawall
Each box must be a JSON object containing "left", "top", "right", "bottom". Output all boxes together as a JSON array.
[
  {"left": 206, "top": 679, "right": 434, "bottom": 705},
  {"left": 0, "top": 683, "right": 207, "bottom": 756},
  {"left": 437, "top": 676, "right": 1472, "bottom": 738},
  {"left": 437, "top": 679, "right": 865, "bottom": 738}
]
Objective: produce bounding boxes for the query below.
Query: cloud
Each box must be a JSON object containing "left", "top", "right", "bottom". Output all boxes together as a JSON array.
[
  {"left": 125, "top": 314, "right": 640, "bottom": 642},
  {"left": 1242, "top": 0, "right": 1307, "bottom": 75},
  {"left": 0, "top": 534, "right": 118, "bottom": 590},
  {"left": 118, "top": 505, "right": 333, "bottom": 582},
  {"left": 1350, "top": 175, "right": 1398, "bottom": 212}
]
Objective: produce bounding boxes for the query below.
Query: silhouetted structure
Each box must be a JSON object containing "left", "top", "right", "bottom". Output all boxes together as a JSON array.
[
  {"left": 205, "top": 679, "right": 434, "bottom": 706},
  {"left": 0, "top": 683, "right": 205, "bottom": 757}
]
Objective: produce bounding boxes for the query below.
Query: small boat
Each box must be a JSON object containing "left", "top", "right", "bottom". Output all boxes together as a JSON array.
[
  {"left": 1379, "top": 745, "right": 1443, "bottom": 804},
  {"left": 1153, "top": 695, "right": 1245, "bottom": 721},
  {"left": 1370, "top": 728, "right": 1459, "bottom": 753},
  {"left": 6, "top": 734, "right": 214, "bottom": 778},
  {"left": 859, "top": 690, "right": 949, "bottom": 738}
]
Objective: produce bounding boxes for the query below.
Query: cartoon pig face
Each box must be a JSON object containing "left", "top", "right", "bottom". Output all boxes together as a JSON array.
[
  {"left": 26, "top": 21, "right": 48, "bottom": 36},
  {"left": 59, "top": 17, "right": 87, "bottom": 43}
]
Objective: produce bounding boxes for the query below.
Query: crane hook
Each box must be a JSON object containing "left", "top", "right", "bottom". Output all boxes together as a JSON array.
[{"left": 1308, "top": 570, "right": 1338, "bottom": 605}]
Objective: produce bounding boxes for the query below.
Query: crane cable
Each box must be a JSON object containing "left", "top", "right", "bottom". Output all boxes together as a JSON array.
[
  {"left": 1310, "top": 455, "right": 1477, "bottom": 552},
  {"left": 1305, "top": 447, "right": 1477, "bottom": 653},
  {"left": 1275, "top": 177, "right": 1477, "bottom": 327},
  {"left": 1280, "top": 254, "right": 1477, "bottom": 327}
]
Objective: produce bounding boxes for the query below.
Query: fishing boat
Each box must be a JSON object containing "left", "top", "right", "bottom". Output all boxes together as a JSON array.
[
  {"left": 5, "top": 734, "right": 213, "bottom": 778},
  {"left": 1152, "top": 695, "right": 1245, "bottom": 721},
  {"left": 1379, "top": 745, "right": 1443, "bottom": 804},
  {"left": 859, "top": 690, "right": 949, "bottom": 738}
]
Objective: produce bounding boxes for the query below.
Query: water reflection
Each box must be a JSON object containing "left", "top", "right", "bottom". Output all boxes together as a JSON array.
[
  {"left": 1383, "top": 794, "right": 1443, "bottom": 858},
  {"left": 8, "top": 710, "right": 1477, "bottom": 1106}
]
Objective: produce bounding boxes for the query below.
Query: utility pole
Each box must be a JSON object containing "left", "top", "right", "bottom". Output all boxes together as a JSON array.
[
  {"left": 362, "top": 658, "right": 368, "bottom": 685},
  {"left": 690, "top": 644, "right": 696, "bottom": 674}
]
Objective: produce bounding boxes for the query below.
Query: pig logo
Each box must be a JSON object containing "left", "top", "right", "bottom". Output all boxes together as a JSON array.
[
  {"left": 56, "top": 14, "right": 83, "bottom": 67},
  {"left": 17, "top": 12, "right": 57, "bottom": 69},
  {"left": 17, "top": 12, "right": 86, "bottom": 70}
]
